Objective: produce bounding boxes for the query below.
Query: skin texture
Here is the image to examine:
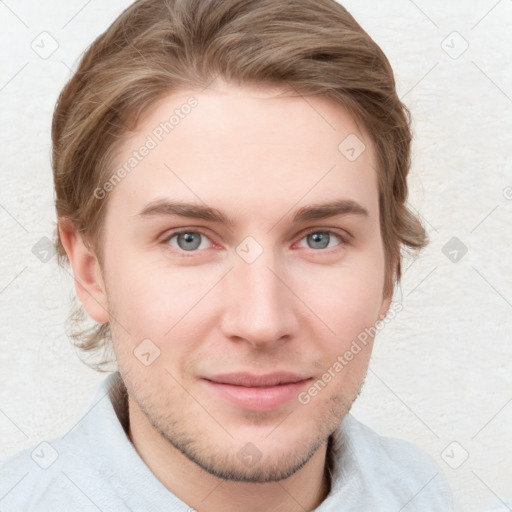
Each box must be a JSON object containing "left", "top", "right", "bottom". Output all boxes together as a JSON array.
[{"left": 60, "top": 79, "right": 393, "bottom": 512}]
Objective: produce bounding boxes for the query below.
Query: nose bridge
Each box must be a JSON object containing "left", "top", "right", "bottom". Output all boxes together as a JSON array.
[{"left": 221, "top": 244, "right": 297, "bottom": 346}]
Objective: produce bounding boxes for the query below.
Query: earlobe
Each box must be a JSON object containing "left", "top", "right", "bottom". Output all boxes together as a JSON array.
[
  {"left": 378, "top": 293, "right": 393, "bottom": 322},
  {"left": 58, "top": 218, "right": 109, "bottom": 324}
]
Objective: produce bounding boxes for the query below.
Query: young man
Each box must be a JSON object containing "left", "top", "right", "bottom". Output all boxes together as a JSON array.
[{"left": 0, "top": 0, "right": 454, "bottom": 510}]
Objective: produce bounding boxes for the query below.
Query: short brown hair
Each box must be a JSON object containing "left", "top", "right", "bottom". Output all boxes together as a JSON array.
[{"left": 52, "top": 0, "right": 427, "bottom": 370}]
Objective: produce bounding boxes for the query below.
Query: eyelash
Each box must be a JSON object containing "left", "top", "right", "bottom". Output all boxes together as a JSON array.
[{"left": 161, "top": 228, "right": 349, "bottom": 256}]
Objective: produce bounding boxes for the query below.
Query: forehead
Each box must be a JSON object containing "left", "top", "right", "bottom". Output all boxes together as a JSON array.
[{"left": 106, "top": 81, "right": 379, "bottom": 224}]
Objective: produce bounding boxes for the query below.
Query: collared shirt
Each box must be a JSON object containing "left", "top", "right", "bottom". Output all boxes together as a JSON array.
[{"left": 0, "top": 372, "right": 454, "bottom": 511}]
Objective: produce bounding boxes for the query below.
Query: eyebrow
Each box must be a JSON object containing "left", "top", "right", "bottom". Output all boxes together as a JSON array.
[{"left": 136, "top": 198, "right": 369, "bottom": 226}]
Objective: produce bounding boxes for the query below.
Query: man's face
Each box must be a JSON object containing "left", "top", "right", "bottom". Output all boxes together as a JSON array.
[{"left": 98, "top": 80, "right": 391, "bottom": 482}]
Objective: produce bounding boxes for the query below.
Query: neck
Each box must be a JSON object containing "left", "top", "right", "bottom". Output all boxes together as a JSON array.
[{"left": 127, "top": 394, "right": 331, "bottom": 512}]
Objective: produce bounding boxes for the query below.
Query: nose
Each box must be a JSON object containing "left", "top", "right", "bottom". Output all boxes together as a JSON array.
[{"left": 219, "top": 249, "right": 299, "bottom": 349}]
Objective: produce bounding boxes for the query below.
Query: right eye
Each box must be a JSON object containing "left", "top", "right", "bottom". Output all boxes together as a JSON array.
[{"left": 162, "top": 230, "right": 214, "bottom": 253}]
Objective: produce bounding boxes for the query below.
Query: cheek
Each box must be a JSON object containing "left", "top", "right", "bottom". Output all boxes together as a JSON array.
[
  {"left": 104, "top": 250, "right": 225, "bottom": 363},
  {"left": 103, "top": 248, "right": 194, "bottom": 339},
  {"left": 299, "top": 260, "right": 385, "bottom": 340}
]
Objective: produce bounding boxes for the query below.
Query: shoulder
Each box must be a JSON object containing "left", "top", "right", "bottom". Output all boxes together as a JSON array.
[
  {"left": 0, "top": 436, "right": 96, "bottom": 511},
  {"left": 331, "top": 414, "right": 455, "bottom": 510},
  {"left": 344, "top": 414, "right": 443, "bottom": 475},
  {"left": 0, "top": 374, "right": 119, "bottom": 511}
]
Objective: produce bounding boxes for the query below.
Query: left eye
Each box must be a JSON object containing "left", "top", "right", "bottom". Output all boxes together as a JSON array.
[{"left": 297, "top": 231, "right": 343, "bottom": 250}]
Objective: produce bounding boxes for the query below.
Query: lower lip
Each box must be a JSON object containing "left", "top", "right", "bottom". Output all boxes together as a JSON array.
[{"left": 201, "top": 379, "right": 311, "bottom": 411}]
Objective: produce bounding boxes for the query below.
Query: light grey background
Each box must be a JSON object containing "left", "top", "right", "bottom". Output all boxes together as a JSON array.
[{"left": 0, "top": 1, "right": 511, "bottom": 510}]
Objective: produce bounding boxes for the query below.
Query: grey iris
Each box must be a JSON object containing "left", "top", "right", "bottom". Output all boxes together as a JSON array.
[
  {"left": 308, "top": 232, "right": 330, "bottom": 249},
  {"left": 177, "top": 232, "right": 202, "bottom": 251}
]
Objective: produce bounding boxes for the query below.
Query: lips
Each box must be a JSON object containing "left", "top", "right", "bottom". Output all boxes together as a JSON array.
[
  {"left": 203, "top": 372, "right": 311, "bottom": 387},
  {"left": 200, "top": 372, "right": 312, "bottom": 411}
]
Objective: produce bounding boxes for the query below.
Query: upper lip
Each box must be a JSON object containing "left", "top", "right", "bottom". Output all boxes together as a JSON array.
[{"left": 203, "top": 372, "right": 312, "bottom": 387}]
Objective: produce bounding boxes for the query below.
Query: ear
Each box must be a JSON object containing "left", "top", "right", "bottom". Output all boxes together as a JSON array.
[
  {"left": 378, "top": 250, "right": 398, "bottom": 321},
  {"left": 378, "top": 290, "right": 393, "bottom": 322},
  {"left": 58, "top": 218, "right": 109, "bottom": 324}
]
